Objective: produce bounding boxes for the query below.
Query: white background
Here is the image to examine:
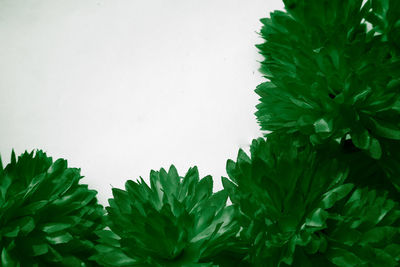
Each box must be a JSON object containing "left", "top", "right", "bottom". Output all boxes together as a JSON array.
[{"left": 0, "top": 0, "right": 283, "bottom": 205}]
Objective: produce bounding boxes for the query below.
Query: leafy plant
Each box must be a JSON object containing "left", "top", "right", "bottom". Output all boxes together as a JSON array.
[
  {"left": 93, "top": 166, "right": 243, "bottom": 267},
  {"left": 0, "top": 150, "right": 105, "bottom": 266},
  {"left": 2, "top": 0, "right": 400, "bottom": 266},
  {"left": 255, "top": 0, "right": 400, "bottom": 161},
  {"left": 223, "top": 136, "right": 400, "bottom": 266}
]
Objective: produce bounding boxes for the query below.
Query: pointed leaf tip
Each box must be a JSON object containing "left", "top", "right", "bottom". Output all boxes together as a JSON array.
[
  {"left": 168, "top": 164, "right": 179, "bottom": 176},
  {"left": 11, "top": 149, "right": 16, "bottom": 165}
]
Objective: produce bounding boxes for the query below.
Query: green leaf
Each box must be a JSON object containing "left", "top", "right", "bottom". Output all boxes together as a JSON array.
[
  {"left": 31, "top": 243, "right": 49, "bottom": 256},
  {"left": 321, "top": 184, "right": 354, "bottom": 209},
  {"left": 193, "top": 175, "right": 213, "bottom": 203},
  {"left": 46, "top": 232, "right": 74, "bottom": 245},
  {"left": 328, "top": 248, "right": 363, "bottom": 266},
  {"left": 314, "top": 118, "right": 333, "bottom": 133},
  {"left": 370, "top": 118, "right": 400, "bottom": 140},
  {"left": 305, "top": 208, "right": 328, "bottom": 228},
  {"left": 368, "top": 137, "right": 382, "bottom": 159},
  {"left": 0, "top": 173, "right": 12, "bottom": 201},
  {"left": 20, "top": 216, "right": 35, "bottom": 234},
  {"left": 1, "top": 248, "right": 15, "bottom": 267},
  {"left": 360, "top": 226, "right": 398, "bottom": 245},
  {"left": 221, "top": 177, "right": 239, "bottom": 204},
  {"left": 4, "top": 226, "right": 20, "bottom": 237},
  {"left": 351, "top": 126, "right": 371, "bottom": 150},
  {"left": 42, "top": 223, "right": 72, "bottom": 234}
]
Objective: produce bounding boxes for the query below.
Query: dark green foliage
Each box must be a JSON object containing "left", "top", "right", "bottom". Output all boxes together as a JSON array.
[
  {"left": 324, "top": 187, "right": 400, "bottom": 266},
  {"left": 223, "top": 137, "right": 400, "bottom": 266},
  {"left": 93, "top": 166, "right": 243, "bottom": 267},
  {"left": 1, "top": 0, "right": 399, "bottom": 265},
  {"left": 365, "top": 0, "right": 400, "bottom": 54},
  {"left": 0, "top": 150, "right": 105, "bottom": 266},
  {"left": 255, "top": 0, "right": 400, "bottom": 161},
  {"left": 334, "top": 137, "right": 400, "bottom": 200}
]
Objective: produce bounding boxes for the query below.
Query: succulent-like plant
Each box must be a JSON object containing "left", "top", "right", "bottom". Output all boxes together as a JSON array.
[
  {"left": 93, "top": 165, "right": 243, "bottom": 267},
  {"left": 323, "top": 187, "right": 400, "bottom": 266},
  {"left": 255, "top": 0, "right": 400, "bottom": 161},
  {"left": 223, "top": 137, "right": 400, "bottom": 266},
  {"left": 0, "top": 150, "right": 105, "bottom": 266}
]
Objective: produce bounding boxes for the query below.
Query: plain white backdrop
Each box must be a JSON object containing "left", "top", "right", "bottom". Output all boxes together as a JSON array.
[{"left": 0, "top": 0, "right": 283, "bottom": 205}]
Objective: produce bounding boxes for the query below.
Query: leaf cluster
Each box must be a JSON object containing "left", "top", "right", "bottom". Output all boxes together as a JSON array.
[
  {"left": 239, "top": 0, "right": 400, "bottom": 265},
  {"left": 223, "top": 137, "right": 400, "bottom": 266},
  {"left": 1, "top": 0, "right": 400, "bottom": 266},
  {"left": 93, "top": 166, "right": 243, "bottom": 267},
  {"left": 256, "top": 0, "right": 400, "bottom": 162},
  {"left": 0, "top": 151, "right": 105, "bottom": 266}
]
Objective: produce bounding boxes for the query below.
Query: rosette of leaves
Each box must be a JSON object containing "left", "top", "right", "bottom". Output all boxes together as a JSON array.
[
  {"left": 255, "top": 0, "right": 400, "bottom": 161},
  {"left": 93, "top": 165, "right": 243, "bottom": 267},
  {"left": 0, "top": 150, "right": 105, "bottom": 266},
  {"left": 222, "top": 137, "right": 400, "bottom": 266}
]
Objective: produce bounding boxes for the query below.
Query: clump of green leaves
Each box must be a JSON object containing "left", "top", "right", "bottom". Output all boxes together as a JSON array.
[
  {"left": 0, "top": 150, "right": 105, "bottom": 266},
  {"left": 1, "top": 1, "right": 399, "bottom": 266},
  {"left": 324, "top": 187, "right": 400, "bottom": 266},
  {"left": 255, "top": 0, "right": 400, "bottom": 161},
  {"left": 223, "top": 137, "right": 400, "bottom": 266},
  {"left": 93, "top": 166, "right": 243, "bottom": 267}
]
